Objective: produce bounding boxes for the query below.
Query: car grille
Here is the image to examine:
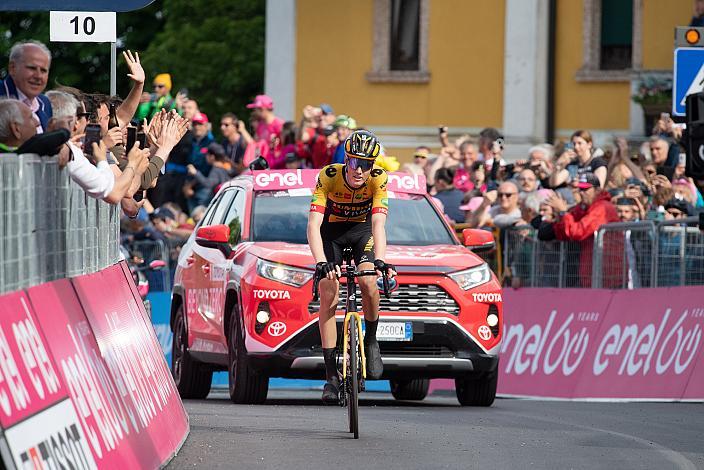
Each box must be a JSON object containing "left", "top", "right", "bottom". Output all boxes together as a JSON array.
[
  {"left": 308, "top": 283, "right": 460, "bottom": 315},
  {"left": 379, "top": 344, "right": 454, "bottom": 357}
]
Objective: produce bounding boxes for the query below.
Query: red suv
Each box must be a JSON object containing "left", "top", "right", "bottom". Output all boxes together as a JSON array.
[{"left": 171, "top": 170, "right": 503, "bottom": 406}]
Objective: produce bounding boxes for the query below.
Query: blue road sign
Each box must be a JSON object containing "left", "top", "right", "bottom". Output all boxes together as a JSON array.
[
  {"left": 1, "top": 0, "right": 154, "bottom": 12},
  {"left": 673, "top": 47, "right": 704, "bottom": 116}
]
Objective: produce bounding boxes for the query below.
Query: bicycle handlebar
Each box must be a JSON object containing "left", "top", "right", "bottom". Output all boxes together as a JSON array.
[{"left": 311, "top": 268, "right": 392, "bottom": 301}]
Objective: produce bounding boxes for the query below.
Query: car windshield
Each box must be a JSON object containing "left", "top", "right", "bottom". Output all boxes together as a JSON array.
[{"left": 251, "top": 192, "right": 456, "bottom": 246}]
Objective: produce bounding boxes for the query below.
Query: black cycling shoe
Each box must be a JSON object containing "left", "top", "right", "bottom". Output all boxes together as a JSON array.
[
  {"left": 365, "top": 341, "right": 383, "bottom": 380},
  {"left": 322, "top": 377, "right": 340, "bottom": 404}
]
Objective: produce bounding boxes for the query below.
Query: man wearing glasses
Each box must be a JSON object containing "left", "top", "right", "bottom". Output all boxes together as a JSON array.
[
  {"left": 307, "top": 130, "right": 397, "bottom": 403},
  {"left": 466, "top": 181, "right": 521, "bottom": 229},
  {"left": 135, "top": 73, "right": 181, "bottom": 121}
]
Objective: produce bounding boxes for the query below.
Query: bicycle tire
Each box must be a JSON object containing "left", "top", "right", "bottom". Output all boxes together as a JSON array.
[{"left": 348, "top": 318, "right": 359, "bottom": 439}]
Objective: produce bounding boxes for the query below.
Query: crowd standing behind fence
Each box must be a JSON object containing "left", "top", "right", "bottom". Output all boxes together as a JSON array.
[{"left": 1, "top": 38, "right": 704, "bottom": 294}]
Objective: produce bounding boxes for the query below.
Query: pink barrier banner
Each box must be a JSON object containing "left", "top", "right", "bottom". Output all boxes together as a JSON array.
[
  {"left": 429, "top": 287, "right": 704, "bottom": 401},
  {"left": 0, "top": 291, "right": 65, "bottom": 428},
  {"left": 71, "top": 264, "right": 189, "bottom": 466},
  {"left": 498, "top": 287, "right": 704, "bottom": 400},
  {"left": 0, "top": 262, "right": 190, "bottom": 469},
  {"left": 499, "top": 288, "right": 614, "bottom": 399},
  {"left": 0, "top": 289, "right": 96, "bottom": 468}
]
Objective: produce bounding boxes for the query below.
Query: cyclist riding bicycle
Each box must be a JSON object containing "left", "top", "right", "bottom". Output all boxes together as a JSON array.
[{"left": 307, "top": 129, "right": 397, "bottom": 404}]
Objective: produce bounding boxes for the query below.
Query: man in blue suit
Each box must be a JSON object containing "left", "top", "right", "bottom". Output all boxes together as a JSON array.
[{"left": 1, "top": 40, "right": 53, "bottom": 133}]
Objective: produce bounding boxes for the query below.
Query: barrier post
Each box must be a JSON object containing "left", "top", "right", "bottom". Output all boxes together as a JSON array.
[{"left": 558, "top": 242, "right": 565, "bottom": 288}]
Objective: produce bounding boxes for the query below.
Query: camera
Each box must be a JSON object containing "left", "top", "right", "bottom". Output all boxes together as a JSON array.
[{"left": 492, "top": 138, "right": 505, "bottom": 152}]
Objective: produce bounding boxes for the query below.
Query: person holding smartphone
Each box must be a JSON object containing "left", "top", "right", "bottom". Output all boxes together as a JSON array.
[{"left": 550, "top": 130, "right": 607, "bottom": 190}]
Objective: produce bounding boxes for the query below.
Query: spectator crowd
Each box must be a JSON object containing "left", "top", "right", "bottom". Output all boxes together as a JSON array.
[{"left": 1, "top": 39, "right": 702, "bottom": 287}]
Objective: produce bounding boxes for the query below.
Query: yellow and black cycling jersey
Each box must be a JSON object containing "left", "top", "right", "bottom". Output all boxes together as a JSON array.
[{"left": 310, "top": 163, "right": 389, "bottom": 223}]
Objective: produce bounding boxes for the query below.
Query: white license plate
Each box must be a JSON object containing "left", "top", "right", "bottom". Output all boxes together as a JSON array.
[{"left": 363, "top": 321, "right": 413, "bottom": 342}]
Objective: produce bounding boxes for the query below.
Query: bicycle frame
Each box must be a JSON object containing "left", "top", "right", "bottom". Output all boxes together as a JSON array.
[{"left": 341, "top": 262, "right": 367, "bottom": 382}]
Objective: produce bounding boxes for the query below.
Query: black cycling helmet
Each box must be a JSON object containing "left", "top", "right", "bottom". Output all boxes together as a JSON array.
[{"left": 344, "top": 130, "right": 381, "bottom": 161}]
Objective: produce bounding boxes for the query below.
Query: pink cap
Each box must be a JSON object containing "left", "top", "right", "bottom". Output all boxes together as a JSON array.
[
  {"left": 246, "top": 94, "right": 274, "bottom": 110},
  {"left": 459, "top": 196, "right": 485, "bottom": 212},
  {"left": 192, "top": 112, "right": 209, "bottom": 124}
]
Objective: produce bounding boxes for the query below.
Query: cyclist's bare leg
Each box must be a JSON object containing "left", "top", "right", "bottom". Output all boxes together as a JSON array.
[
  {"left": 357, "top": 262, "right": 383, "bottom": 379},
  {"left": 318, "top": 278, "right": 340, "bottom": 348},
  {"left": 357, "top": 262, "right": 379, "bottom": 323}
]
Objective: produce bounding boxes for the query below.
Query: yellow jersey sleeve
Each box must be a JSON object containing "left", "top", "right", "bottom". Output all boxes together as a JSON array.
[
  {"left": 310, "top": 167, "right": 330, "bottom": 214},
  {"left": 370, "top": 167, "right": 389, "bottom": 216}
]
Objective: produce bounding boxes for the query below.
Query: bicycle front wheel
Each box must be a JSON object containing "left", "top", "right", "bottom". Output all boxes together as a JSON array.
[{"left": 347, "top": 318, "right": 359, "bottom": 439}]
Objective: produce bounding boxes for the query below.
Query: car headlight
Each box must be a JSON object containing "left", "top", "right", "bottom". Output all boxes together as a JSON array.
[
  {"left": 256, "top": 259, "right": 314, "bottom": 287},
  {"left": 448, "top": 263, "right": 491, "bottom": 291}
]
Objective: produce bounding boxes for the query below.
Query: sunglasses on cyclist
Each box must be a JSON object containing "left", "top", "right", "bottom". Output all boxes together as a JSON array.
[{"left": 347, "top": 157, "right": 375, "bottom": 171}]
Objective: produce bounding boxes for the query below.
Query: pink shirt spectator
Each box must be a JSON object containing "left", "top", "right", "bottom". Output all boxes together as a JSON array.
[
  {"left": 453, "top": 167, "right": 474, "bottom": 192},
  {"left": 255, "top": 117, "right": 284, "bottom": 145}
]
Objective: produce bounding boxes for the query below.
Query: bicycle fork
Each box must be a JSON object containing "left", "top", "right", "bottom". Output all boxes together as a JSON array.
[{"left": 342, "top": 312, "right": 367, "bottom": 381}]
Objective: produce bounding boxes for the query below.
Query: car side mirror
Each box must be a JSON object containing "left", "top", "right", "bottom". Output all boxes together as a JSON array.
[
  {"left": 196, "top": 224, "right": 233, "bottom": 258},
  {"left": 462, "top": 228, "right": 495, "bottom": 252}
]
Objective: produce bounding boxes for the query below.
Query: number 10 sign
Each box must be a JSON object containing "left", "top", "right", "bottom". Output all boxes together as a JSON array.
[{"left": 50, "top": 11, "right": 116, "bottom": 43}]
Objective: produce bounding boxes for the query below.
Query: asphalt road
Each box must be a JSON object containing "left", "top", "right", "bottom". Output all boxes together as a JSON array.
[{"left": 168, "top": 389, "right": 704, "bottom": 470}]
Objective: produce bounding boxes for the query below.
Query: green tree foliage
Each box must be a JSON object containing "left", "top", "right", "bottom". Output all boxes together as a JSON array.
[
  {"left": 0, "top": 0, "right": 264, "bottom": 131},
  {"left": 141, "top": 0, "right": 264, "bottom": 127}
]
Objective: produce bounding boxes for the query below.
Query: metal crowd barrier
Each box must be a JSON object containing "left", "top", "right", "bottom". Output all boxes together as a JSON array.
[
  {"left": 502, "top": 217, "right": 704, "bottom": 289},
  {"left": 503, "top": 226, "right": 584, "bottom": 288},
  {"left": 127, "top": 239, "right": 172, "bottom": 292},
  {"left": 0, "top": 154, "right": 120, "bottom": 294},
  {"left": 122, "top": 236, "right": 188, "bottom": 292},
  {"left": 655, "top": 217, "right": 704, "bottom": 287},
  {"left": 592, "top": 221, "right": 657, "bottom": 288}
]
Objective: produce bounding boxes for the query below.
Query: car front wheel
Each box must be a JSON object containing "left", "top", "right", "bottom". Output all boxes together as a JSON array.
[
  {"left": 455, "top": 371, "right": 497, "bottom": 406},
  {"left": 228, "top": 307, "right": 268, "bottom": 404},
  {"left": 390, "top": 378, "right": 430, "bottom": 401},
  {"left": 172, "top": 304, "right": 212, "bottom": 399}
]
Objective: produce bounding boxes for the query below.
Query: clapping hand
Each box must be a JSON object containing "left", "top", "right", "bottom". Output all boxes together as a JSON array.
[{"left": 157, "top": 116, "right": 182, "bottom": 152}]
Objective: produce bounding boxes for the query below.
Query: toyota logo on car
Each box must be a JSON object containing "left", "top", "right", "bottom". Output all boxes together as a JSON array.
[{"left": 268, "top": 321, "right": 287, "bottom": 337}]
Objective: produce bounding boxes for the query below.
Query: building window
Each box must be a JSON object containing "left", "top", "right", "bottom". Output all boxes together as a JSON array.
[
  {"left": 577, "top": 0, "right": 642, "bottom": 82},
  {"left": 367, "top": 0, "right": 430, "bottom": 83},
  {"left": 600, "top": 0, "right": 633, "bottom": 70},
  {"left": 390, "top": 0, "right": 420, "bottom": 71}
]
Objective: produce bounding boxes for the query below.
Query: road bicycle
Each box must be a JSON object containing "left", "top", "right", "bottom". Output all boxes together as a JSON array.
[{"left": 313, "top": 248, "right": 391, "bottom": 439}]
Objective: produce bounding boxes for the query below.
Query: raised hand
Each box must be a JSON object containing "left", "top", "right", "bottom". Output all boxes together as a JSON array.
[
  {"left": 123, "top": 50, "right": 145, "bottom": 84},
  {"left": 546, "top": 194, "right": 568, "bottom": 213}
]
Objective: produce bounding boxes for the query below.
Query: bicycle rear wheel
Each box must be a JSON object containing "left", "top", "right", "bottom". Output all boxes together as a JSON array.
[{"left": 347, "top": 318, "right": 359, "bottom": 439}]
